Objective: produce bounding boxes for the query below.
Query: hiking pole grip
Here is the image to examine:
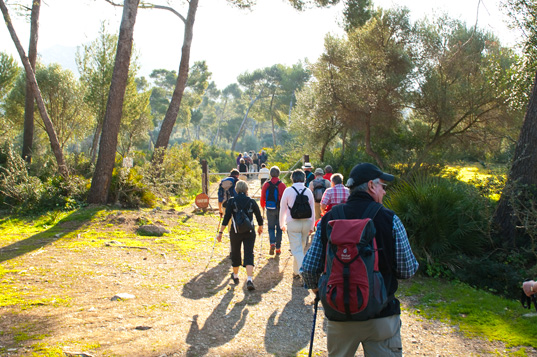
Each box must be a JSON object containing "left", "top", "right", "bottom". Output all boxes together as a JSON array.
[{"left": 309, "top": 294, "right": 320, "bottom": 357}]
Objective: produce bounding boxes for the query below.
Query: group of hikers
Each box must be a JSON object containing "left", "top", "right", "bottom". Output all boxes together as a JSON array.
[
  {"left": 216, "top": 159, "right": 419, "bottom": 356},
  {"left": 236, "top": 150, "right": 268, "bottom": 174}
]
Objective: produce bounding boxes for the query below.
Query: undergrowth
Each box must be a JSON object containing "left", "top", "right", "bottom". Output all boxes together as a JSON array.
[{"left": 399, "top": 277, "right": 537, "bottom": 355}]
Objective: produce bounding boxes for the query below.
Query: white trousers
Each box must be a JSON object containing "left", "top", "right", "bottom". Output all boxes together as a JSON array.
[{"left": 286, "top": 219, "right": 311, "bottom": 275}]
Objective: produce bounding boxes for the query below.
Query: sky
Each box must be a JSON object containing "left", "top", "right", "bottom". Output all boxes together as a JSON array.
[{"left": 0, "top": 0, "right": 521, "bottom": 89}]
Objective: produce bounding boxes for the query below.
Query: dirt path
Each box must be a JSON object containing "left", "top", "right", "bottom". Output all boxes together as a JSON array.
[{"left": 0, "top": 179, "right": 534, "bottom": 356}]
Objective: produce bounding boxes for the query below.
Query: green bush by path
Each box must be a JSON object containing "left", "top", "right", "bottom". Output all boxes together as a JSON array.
[
  {"left": 386, "top": 174, "right": 492, "bottom": 274},
  {"left": 399, "top": 277, "right": 537, "bottom": 354}
]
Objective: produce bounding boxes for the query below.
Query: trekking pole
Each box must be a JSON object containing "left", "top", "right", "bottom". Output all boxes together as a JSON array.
[
  {"left": 308, "top": 293, "right": 320, "bottom": 357},
  {"left": 204, "top": 214, "right": 222, "bottom": 271}
]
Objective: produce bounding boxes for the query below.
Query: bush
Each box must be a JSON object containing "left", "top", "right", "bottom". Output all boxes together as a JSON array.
[
  {"left": 385, "top": 174, "right": 492, "bottom": 276},
  {"left": 0, "top": 145, "right": 88, "bottom": 213}
]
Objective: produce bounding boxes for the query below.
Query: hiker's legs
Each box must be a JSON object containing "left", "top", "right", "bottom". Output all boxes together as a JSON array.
[
  {"left": 287, "top": 219, "right": 310, "bottom": 275},
  {"left": 242, "top": 232, "right": 256, "bottom": 267},
  {"left": 361, "top": 315, "right": 402, "bottom": 356},
  {"left": 314, "top": 202, "right": 321, "bottom": 221},
  {"left": 229, "top": 233, "right": 243, "bottom": 268},
  {"left": 275, "top": 216, "right": 283, "bottom": 249},
  {"left": 266, "top": 209, "right": 278, "bottom": 246},
  {"left": 327, "top": 315, "right": 402, "bottom": 357}
]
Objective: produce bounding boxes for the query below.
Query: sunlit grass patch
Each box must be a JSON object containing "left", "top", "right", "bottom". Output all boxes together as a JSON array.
[{"left": 399, "top": 277, "right": 537, "bottom": 352}]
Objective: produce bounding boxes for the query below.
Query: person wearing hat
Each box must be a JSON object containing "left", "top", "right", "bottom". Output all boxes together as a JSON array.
[
  {"left": 301, "top": 162, "right": 419, "bottom": 356},
  {"left": 308, "top": 168, "right": 331, "bottom": 221},
  {"left": 302, "top": 162, "right": 315, "bottom": 187}
]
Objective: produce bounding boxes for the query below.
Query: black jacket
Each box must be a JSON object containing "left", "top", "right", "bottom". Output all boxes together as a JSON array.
[{"left": 222, "top": 193, "right": 263, "bottom": 233}]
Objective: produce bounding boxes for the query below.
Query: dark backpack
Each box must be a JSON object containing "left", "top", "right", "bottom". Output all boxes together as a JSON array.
[
  {"left": 289, "top": 186, "right": 312, "bottom": 219},
  {"left": 232, "top": 200, "right": 254, "bottom": 234},
  {"left": 265, "top": 180, "right": 281, "bottom": 210},
  {"left": 318, "top": 203, "right": 388, "bottom": 321},
  {"left": 305, "top": 171, "right": 315, "bottom": 187},
  {"left": 312, "top": 178, "right": 327, "bottom": 203},
  {"left": 220, "top": 178, "right": 234, "bottom": 208}
]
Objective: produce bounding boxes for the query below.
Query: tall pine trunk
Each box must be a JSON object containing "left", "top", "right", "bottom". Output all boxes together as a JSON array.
[
  {"left": 88, "top": 0, "right": 139, "bottom": 204},
  {"left": 22, "top": 0, "right": 40, "bottom": 164},
  {"left": 153, "top": 0, "right": 198, "bottom": 163},
  {"left": 493, "top": 72, "right": 537, "bottom": 246}
]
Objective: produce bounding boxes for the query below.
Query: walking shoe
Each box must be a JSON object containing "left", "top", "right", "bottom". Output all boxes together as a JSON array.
[
  {"left": 230, "top": 273, "right": 239, "bottom": 285},
  {"left": 247, "top": 280, "right": 255, "bottom": 291},
  {"left": 275, "top": 249, "right": 281, "bottom": 255},
  {"left": 269, "top": 244, "right": 275, "bottom": 255}
]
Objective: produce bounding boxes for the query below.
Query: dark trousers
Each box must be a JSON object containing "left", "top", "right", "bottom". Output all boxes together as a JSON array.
[
  {"left": 266, "top": 209, "right": 282, "bottom": 248},
  {"left": 230, "top": 231, "right": 256, "bottom": 267}
]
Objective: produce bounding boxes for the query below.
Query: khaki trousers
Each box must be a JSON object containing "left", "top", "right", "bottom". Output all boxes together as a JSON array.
[{"left": 326, "top": 314, "right": 402, "bottom": 357}]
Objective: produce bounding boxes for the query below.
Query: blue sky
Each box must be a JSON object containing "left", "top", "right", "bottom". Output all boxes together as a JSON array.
[{"left": 0, "top": 0, "right": 520, "bottom": 89}]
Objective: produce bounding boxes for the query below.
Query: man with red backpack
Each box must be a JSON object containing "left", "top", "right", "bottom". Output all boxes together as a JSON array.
[
  {"left": 260, "top": 166, "right": 287, "bottom": 255},
  {"left": 301, "top": 163, "right": 418, "bottom": 356}
]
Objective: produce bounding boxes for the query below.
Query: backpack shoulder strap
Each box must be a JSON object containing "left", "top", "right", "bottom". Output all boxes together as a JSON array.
[
  {"left": 362, "top": 202, "right": 383, "bottom": 220},
  {"left": 291, "top": 186, "right": 299, "bottom": 195},
  {"left": 330, "top": 204, "right": 346, "bottom": 220}
]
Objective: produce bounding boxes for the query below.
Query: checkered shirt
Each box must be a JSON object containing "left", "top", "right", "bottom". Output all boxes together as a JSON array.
[{"left": 321, "top": 184, "right": 350, "bottom": 206}]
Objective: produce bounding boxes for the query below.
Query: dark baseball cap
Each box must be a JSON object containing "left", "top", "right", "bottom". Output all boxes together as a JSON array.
[{"left": 346, "top": 163, "right": 394, "bottom": 188}]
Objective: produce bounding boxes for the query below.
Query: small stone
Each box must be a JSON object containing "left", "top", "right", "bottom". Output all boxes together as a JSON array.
[
  {"left": 135, "top": 326, "right": 152, "bottom": 330},
  {"left": 111, "top": 293, "right": 135, "bottom": 301}
]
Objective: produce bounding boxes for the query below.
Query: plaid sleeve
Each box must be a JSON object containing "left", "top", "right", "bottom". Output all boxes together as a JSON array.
[
  {"left": 321, "top": 188, "right": 331, "bottom": 205},
  {"left": 300, "top": 221, "right": 324, "bottom": 289},
  {"left": 393, "top": 214, "right": 419, "bottom": 279}
]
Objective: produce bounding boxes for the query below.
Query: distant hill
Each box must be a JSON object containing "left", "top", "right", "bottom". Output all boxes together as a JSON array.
[{"left": 39, "top": 44, "right": 79, "bottom": 76}]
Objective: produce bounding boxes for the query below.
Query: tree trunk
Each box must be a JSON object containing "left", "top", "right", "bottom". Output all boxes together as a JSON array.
[
  {"left": 231, "top": 88, "right": 264, "bottom": 152},
  {"left": 0, "top": 0, "right": 68, "bottom": 177},
  {"left": 341, "top": 127, "right": 347, "bottom": 157},
  {"left": 87, "top": 0, "right": 139, "bottom": 204},
  {"left": 270, "top": 93, "right": 276, "bottom": 147},
  {"left": 364, "top": 112, "right": 384, "bottom": 168},
  {"left": 89, "top": 121, "right": 103, "bottom": 165},
  {"left": 493, "top": 71, "right": 537, "bottom": 246},
  {"left": 22, "top": 0, "right": 40, "bottom": 164},
  {"left": 153, "top": 0, "right": 198, "bottom": 162}
]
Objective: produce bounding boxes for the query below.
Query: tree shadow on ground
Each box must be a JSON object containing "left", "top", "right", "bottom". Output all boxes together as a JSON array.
[
  {"left": 264, "top": 282, "right": 312, "bottom": 355},
  {"left": 181, "top": 257, "right": 231, "bottom": 300},
  {"left": 0, "top": 209, "right": 97, "bottom": 263},
  {"left": 0, "top": 311, "right": 57, "bottom": 353}
]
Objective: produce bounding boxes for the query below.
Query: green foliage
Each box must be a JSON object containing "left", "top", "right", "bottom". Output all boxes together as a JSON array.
[
  {"left": 0, "top": 52, "right": 20, "bottom": 100},
  {"left": 0, "top": 145, "right": 88, "bottom": 213},
  {"left": 187, "top": 140, "right": 237, "bottom": 175},
  {"left": 4, "top": 62, "right": 91, "bottom": 150},
  {"left": 399, "top": 278, "right": 537, "bottom": 351},
  {"left": 108, "top": 166, "right": 157, "bottom": 208},
  {"left": 385, "top": 174, "right": 491, "bottom": 274}
]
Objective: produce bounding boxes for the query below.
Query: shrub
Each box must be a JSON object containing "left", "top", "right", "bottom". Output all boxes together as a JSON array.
[
  {"left": 0, "top": 145, "right": 88, "bottom": 213},
  {"left": 108, "top": 165, "right": 157, "bottom": 208},
  {"left": 0, "top": 146, "right": 44, "bottom": 211},
  {"left": 385, "top": 174, "right": 492, "bottom": 276}
]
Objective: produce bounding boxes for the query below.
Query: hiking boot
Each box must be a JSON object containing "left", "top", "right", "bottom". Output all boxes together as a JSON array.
[
  {"left": 275, "top": 248, "right": 281, "bottom": 255},
  {"left": 230, "top": 273, "right": 239, "bottom": 285},
  {"left": 269, "top": 244, "right": 275, "bottom": 255},
  {"left": 247, "top": 280, "right": 255, "bottom": 291}
]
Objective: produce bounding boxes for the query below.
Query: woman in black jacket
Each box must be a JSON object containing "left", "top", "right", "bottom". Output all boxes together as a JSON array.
[{"left": 217, "top": 180, "right": 263, "bottom": 290}]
